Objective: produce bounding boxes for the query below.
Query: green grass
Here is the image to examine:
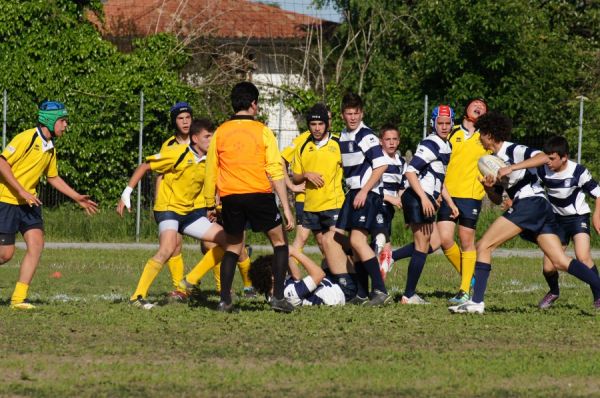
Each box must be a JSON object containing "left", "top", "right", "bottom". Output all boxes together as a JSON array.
[{"left": 0, "top": 248, "right": 598, "bottom": 397}]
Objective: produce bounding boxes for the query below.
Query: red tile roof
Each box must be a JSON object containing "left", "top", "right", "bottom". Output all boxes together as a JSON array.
[{"left": 92, "top": 0, "right": 329, "bottom": 40}]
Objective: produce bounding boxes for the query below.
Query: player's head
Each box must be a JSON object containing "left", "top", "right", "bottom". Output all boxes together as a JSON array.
[
  {"left": 170, "top": 102, "right": 193, "bottom": 135},
  {"left": 430, "top": 105, "right": 454, "bottom": 137},
  {"left": 189, "top": 118, "right": 215, "bottom": 154},
  {"left": 248, "top": 255, "right": 274, "bottom": 297},
  {"left": 543, "top": 135, "right": 569, "bottom": 171},
  {"left": 475, "top": 111, "right": 512, "bottom": 150},
  {"left": 341, "top": 92, "right": 363, "bottom": 131},
  {"left": 463, "top": 98, "right": 487, "bottom": 123},
  {"left": 38, "top": 101, "right": 68, "bottom": 137},
  {"left": 380, "top": 123, "right": 400, "bottom": 156},
  {"left": 306, "top": 103, "right": 329, "bottom": 140},
  {"left": 231, "top": 81, "right": 259, "bottom": 113}
]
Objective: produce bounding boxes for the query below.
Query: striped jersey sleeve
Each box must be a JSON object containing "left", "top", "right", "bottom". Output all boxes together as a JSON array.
[
  {"left": 406, "top": 134, "right": 451, "bottom": 198},
  {"left": 538, "top": 160, "right": 600, "bottom": 216},
  {"left": 496, "top": 142, "right": 545, "bottom": 200},
  {"left": 339, "top": 123, "right": 388, "bottom": 193}
]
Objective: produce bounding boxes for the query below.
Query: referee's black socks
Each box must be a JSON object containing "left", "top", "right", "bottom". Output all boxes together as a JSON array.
[
  {"left": 219, "top": 251, "right": 239, "bottom": 305},
  {"left": 272, "top": 245, "right": 289, "bottom": 300}
]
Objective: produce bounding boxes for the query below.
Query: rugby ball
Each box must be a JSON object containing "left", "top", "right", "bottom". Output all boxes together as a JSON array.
[{"left": 478, "top": 154, "right": 506, "bottom": 178}]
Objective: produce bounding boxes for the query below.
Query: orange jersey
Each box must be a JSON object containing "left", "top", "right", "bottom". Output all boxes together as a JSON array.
[{"left": 204, "top": 115, "right": 284, "bottom": 207}]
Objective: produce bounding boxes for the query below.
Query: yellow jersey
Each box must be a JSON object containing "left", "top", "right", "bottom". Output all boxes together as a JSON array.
[
  {"left": 0, "top": 128, "right": 58, "bottom": 205},
  {"left": 292, "top": 134, "right": 345, "bottom": 212},
  {"left": 281, "top": 131, "right": 311, "bottom": 203},
  {"left": 444, "top": 125, "right": 490, "bottom": 200},
  {"left": 150, "top": 144, "right": 206, "bottom": 215}
]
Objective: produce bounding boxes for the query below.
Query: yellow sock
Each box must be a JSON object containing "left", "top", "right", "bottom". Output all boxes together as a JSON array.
[
  {"left": 443, "top": 242, "right": 462, "bottom": 274},
  {"left": 187, "top": 246, "right": 224, "bottom": 286},
  {"left": 460, "top": 250, "right": 477, "bottom": 293},
  {"left": 11, "top": 281, "right": 29, "bottom": 305},
  {"left": 167, "top": 253, "right": 185, "bottom": 293},
  {"left": 237, "top": 256, "right": 252, "bottom": 288},
  {"left": 131, "top": 258, "right": 163, "bottom": 300},
  {"left": 213, "top": 262, "right": 221, "bottom": 292}
]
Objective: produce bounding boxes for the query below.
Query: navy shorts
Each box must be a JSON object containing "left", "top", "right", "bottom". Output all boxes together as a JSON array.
[
  {"left": 437, "top": 197, "right": 482, "bottom": 229},
  {"left": 503, "top": 196, "right": 560, "bottom": 243},
  {"left": 295, "top": 201, "right": 305, "bottom": 225},
  {"left": 336, "top": 190, "right": 386, "bottom": 233},
  {"left": 0, "top": 202, "right": 44, "bottom": 245},
  {"left": 303, "top": 209, "right": 340, "bottom": 231},
  {"left": 373, "top": 202, "right": 394, "bottom": 239},
  {"left": 401, "top": 188, "right": 437, "bottom": 225},
  {"left": 221, "top": 193, "right": 282, "bottom": 235},
  {"left": 154, "top": 208, "right": 207, "bottom": 234},
  {"left": 555, "top": 214, "right": 591, "bottom": 245}
]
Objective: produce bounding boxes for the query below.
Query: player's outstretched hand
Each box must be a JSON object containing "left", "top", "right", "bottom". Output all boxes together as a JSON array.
[
  {"left": 497, "top": 166, "right": 512, "bottom": 180},
  {"left": 19, "top": 190, "right": 42, "bottom": 207},
  {"left": 291, "top": 181, "right": 305, "bottom": 193},
  {"left": 77, "top": 194, "right": 98, "bottom": 215},
  {"left": 116, "top": 199, "right": 130, "bottom": 217},
  {"left": 481, "top": 174, "right": 496, "bottom": 188}
]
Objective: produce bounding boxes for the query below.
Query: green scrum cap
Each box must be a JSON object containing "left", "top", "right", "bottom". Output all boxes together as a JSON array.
[{"left": 38, "top": 101, "right": 68, "bottom": 133}]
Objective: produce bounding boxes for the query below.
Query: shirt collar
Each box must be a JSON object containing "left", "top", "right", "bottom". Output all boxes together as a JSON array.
[
  {"left": 36, "top": 127, "right": 54, "bottom": 152},
  {"left": 344, "top": 121, "right": 366, "bottom": 135},
  {"left": 189, "top": 144, "right": 206, "bottom": 162}
]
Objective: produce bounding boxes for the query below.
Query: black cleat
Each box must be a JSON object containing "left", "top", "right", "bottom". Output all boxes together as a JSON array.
[{"left": 270, "top": 297, "right": 294, "bottom": 313}]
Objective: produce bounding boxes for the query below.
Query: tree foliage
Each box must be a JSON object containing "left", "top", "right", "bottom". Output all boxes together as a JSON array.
[
  {"left": 307, "top": 0, "right": 600, "bottom": 174},
  {"left": 0, "top": 0, "right": 205, "bottom": 204}
]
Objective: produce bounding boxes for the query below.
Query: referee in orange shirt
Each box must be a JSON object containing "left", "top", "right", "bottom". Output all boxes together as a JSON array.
[{"left": 203, "top": 82, "right": 295, "bottom": 312}]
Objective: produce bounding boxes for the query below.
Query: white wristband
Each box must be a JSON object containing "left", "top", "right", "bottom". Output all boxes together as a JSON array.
[{"left": 121, "top": 186, "right": 133, "bottom": 209}]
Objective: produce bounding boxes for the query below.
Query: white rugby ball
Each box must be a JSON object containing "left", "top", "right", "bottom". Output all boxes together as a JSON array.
[{"left": 478, "top": 154, "right": 506, "bottom": 178}]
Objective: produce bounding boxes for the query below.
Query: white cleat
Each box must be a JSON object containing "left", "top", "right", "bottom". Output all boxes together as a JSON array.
[
  {"left": 448, "top": 299, "right": 485, "bottom": 314},
  {"left": 400, "top": 294, "right": 430, "bottom": 305}
]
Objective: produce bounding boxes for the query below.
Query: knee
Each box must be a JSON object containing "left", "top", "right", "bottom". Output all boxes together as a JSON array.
[{"left": 0, "top": 251, "right": 14, "bottom": 264}]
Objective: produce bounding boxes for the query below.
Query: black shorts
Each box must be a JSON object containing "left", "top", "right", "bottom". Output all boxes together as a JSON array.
[
  {"left": 437, "top": 197, "right": 482, "bottom": 229},
  {"left": 303, "top": 209, "right": 340, "bottom": 231},
  {"left": 295, "top": 201, "right": 305, "bottom": 225},
  {"left": 0, "top": 202, "right": 44, "bottom": 245},
  {"left": 153, "top": 208, "right": 208, "bottom": 234},
  {"left": 555, "top": 214, "right": 591, "bottom": 245},
  {"left": 335, "top": 190, "right": 386, "bottom": 233},
  {"left": 221, "top": 193, "right": 282, "bottom": 235},
  {"left": 401, "top": 188, "right": 437, "bottom": 225},
  {"left": 503, "top": 196, "right": 560, "bottom": 243},
  {"left": 372, "top": 202, "right": 394, "bottom": 239}
]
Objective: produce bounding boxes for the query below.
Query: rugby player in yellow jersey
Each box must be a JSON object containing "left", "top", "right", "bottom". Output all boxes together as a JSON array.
[
  {"left": 0, "top": 101, "right": 98, "bottom": 310},
  {"left": 291, "top": 104, "right": 357, "bottom": 301},
  {"left": 117, "top": 119, "right": 227, "bottom": 309},
  {"left": 438, "top": 98, "right": 489, "bottom": 304},
  {"left": 156, "top": 102, "right": 193, "bottom": 301}
]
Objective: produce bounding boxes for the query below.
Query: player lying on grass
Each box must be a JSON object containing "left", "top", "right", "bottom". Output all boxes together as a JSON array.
[
  {"left": 0, "top": 101, "right": 98, "bottom": 310},
  {"left": 449, "top": 111, "right": 600, "bottom": 314},
  {"left": 249, "top": 246, "right": 345, "bottom": 306},
  {"left": 117, "top": 119, "right": 228, "bottom": 310},
  {"left": 530, "top": 136, "right": 600, "bottom": 309}
]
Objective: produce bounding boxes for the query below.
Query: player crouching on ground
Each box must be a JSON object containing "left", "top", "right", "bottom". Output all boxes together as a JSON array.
[
  {"left": 449, "top": 112, "right": 600, "bottom": 314},
  {"left": 249, "top": 247, "right": 345, "bottom": 307},
  {"left": 0, "top": 101, "right": 98, "bottom": 310},
  {"left": 117, "top": 119, "right": 227, "bottom": 309}
]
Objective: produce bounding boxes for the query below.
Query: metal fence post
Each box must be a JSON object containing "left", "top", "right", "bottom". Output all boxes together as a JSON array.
[
  {"left": 277, "top": 90, "right": 284, "bottom": 150},
  {"left": 2, "top": 90, "right": 6, "bottom": 149},
  {"left": 576, "top": 95, "right": 585, "bottom": 164},
  {"left": 423, "top": 94, "right": 428, "bottom": 139},
  {"left": 136, "top": 91, "right": 144, "bottom": 242}
]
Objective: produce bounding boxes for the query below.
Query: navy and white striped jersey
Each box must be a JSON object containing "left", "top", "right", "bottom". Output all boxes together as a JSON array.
[
  {"left": 537, "top": 160, "right": 600, "bottom": 216},
  {"left": 339, "top": 122, "right": 389, "bottom": 193},
  {"left": 495, "top": 141, "right": 545, "bottom": 200},
  {"left": 406, "top": 133, "right": 451, "bottom": 198},
  {"left": 284, "top": 276, "right": 345, "bottom": 306},
  {"left": 382, "top": 153, "right": 407, "bottom": 197}
]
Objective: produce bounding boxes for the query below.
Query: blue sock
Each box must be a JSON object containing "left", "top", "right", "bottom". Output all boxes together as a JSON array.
[
  {"left": 363, "top": 257, "right": 387, "bottom": 294},
  {"left": 403, "top": 250, "right": 427, "bottom": 298},
  {"left": 353, "top": 261, "right": 369, "bottom": 298},
  {"left": 392, "top": 243, "right": 414, "bottom": 261},
  {"left": 472, "top": 262, "right": 491, "bottom": 303},
  {"left": 567, "top": 260, "right": 600, "bottom": 299},
  {"left": 591, "top": 265, "right": 599, "bottom": 300},
  {"left": 543, "top": 271, "right": 560, "bottom": 295}
]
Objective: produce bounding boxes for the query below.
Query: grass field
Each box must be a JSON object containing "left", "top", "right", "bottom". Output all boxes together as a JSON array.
[{"left": 1, "top": 247, "right": 599, "bottom": 397}]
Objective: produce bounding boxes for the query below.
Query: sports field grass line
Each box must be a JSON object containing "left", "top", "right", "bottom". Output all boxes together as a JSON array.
[{"left": 13, "top": 241, "right": 600, "bottom": 257}]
